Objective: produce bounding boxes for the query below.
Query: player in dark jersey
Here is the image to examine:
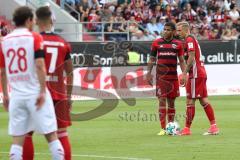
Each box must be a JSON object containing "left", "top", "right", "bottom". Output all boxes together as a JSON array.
[
  {"left": 22, "top": 6, "right": 73, "bottom": 160},
  {"left": 176, "top": 22, "right": 219, "bottom": 136},
  {"left": 147, "top": 22, "right": 186, "bottom": 136}
]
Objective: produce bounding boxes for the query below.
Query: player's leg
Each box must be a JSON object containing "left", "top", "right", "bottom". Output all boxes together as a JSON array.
[
  {"left": 54, "top": 100, "right": 72, "bottom": 160},
  {"left": 166, "top": 80, "right": 180, "bottom": 123},
  {"left": 199, "top": 97, "right": 219, "bottom": 135},
  {"left": 58, "top": 128, "right": 71, "bottom": 160},
  {"left": 180, "top": 78, "right": 197, "bottom": 135},
  {"left": 157, "top": 97, "right": 167, "bottom": 135},
  {"left": 29, "top": 93, "right": 64, "bottom": 160},
  {"left": 22, "top": 132, "right": 34, "bottom": 160},
  {"left": 8, "top": 99, "right": 31, "bottom": 160},
  {"left": 179, "top": 98, "right": 196, "bottom": 135},
  {"left": 196, "top": 78, "right": 219, "bottom": 135},
  {"left": 185, "top": 98, "right": 196, "bottom": 127},
  {"left": 167, "top": 98, "right": 176, "bottom": 123},
  {"left": 45, "top": 132, "right": 65, "bottom": 160},
  {"left": 10, "top": 135, "right": 25, "bottom": 160}
]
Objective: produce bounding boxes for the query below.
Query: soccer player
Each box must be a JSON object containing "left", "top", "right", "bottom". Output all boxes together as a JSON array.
[
  {"left": 176, "top": 22, "right": 219, "bottom": 135},
  {"left": 22, "top": 6, "right": 73, "bottom": 160},
  {"left": 147, "top": 22, "right": 186, "bottom": 136},
  {"left": 0, "top": 6, "right": 64, "bottom": 160}
]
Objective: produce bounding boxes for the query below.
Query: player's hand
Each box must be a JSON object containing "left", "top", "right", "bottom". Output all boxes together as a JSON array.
[
  {"left": 3, "top": 96, "right": 9, "bottom": 112},
  {"left": 36, "top": 92, "right": 46, "bottom": 110},
  {"left": 180, "top": 73, "right": 187, "bottom": 87},
  {"left": 147, "top": 73, "right": 153, "bottom": 85}
]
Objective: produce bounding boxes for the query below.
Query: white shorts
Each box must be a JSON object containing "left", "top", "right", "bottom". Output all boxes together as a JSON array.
[{"left": 8, "top": 92, "right": 57, "bottom": 136}]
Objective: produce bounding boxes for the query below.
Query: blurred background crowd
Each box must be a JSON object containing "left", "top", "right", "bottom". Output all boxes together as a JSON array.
[
  {"left": 1, "top": 0, "right": 240, "bottom": 41},
  {"left": 62, "top": 0, "right": 240, "bottom": 41}
]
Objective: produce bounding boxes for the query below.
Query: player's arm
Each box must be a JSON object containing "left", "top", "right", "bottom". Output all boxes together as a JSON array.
[
  {"left": 147, "top": 41, "right": 157, "bottom": 85},
  {"left": 184, "top": 38, "right": 195, "bottom": 74},
  {"left": 64, "top": 43, "right": 73, "bottom": 102},
  {"left": 64, "top": 58, "right": 73, "bottom": 101},
  {"left": 184, "top": 50, "right": 195, "bottom": 74},
  {"left": 0, "top": 46, "right": 9, "bottom": 111},
  {"left": 35, "top": 56, "right": 47, "bottom": 109},
  {"left": 33, "top": 33, "right": 46, "bottom": 109},
  {"left": 177, "top": 41, "right": 186, "bottom": 73},
  {"left": 0, "top": 68, "right": 9, "bottom": 111},
  {"left": 178, "top": 55, "right": 186, "bottom": 73},
  {"left": 35, "top": 58, "right": 46, "bottom": 94},
  {"left": 181, "top": 38, "right": 195, "bottom": 85}
]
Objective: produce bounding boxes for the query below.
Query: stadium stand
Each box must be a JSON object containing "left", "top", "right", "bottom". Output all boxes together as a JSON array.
[
  {"left": 58, "top": 0, "right": 240, "bottom": 41},
  {"left": 1, "top": 0, "right": 240, "bottom": 41}
]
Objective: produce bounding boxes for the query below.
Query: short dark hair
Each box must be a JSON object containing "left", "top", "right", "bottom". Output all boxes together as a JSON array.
[
  {"left": 164, "top": 22, "right": 176, "bottom": 31},
  {"left": 13, "top": 6, "right": 33, "bottom": 27},
  {"left": 36, "top": 6, "right": 52, "bottom": 21},
  {"left": 230, "top": 4, "right": 235, "bottom": 10}
]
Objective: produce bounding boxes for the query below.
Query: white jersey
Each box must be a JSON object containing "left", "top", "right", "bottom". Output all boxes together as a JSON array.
[{"left": 0, "top": 28, "right": 44, "bottom": 98}]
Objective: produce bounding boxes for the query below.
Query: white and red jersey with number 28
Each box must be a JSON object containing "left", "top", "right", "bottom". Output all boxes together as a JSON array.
[{"left": 0, "top": 28, "right": 44, "bottom": 98}]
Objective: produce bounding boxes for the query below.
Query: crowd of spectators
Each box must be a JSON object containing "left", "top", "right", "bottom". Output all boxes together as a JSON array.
[{"left": 62, "top": 0, "right": 240, "bottom": 41}]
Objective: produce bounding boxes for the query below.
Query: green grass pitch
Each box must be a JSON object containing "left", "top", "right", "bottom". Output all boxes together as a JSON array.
[{"left": 0, "top": 95, "right": 239, "bottom": 160}]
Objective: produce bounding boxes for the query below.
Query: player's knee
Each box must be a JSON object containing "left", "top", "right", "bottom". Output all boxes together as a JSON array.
[
  {"left": 57, "top": 129, "right": 68, "bottom": 138},
  {"left": 186, "top": 99, "right": 195, "bottom": 106},
  {"left": 159, "top": 98, "right": 166, "bottom": 106},
  {"left": 199, "top": 98, "right": 209, "bottom": 106},
  {"left": 167, "top": 99, "right": 175, "bottom": 108}
]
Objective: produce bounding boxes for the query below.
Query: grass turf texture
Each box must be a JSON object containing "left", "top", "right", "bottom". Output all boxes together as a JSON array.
[{"left": 0, "top": 95, "right": 239, "bottom": 160}]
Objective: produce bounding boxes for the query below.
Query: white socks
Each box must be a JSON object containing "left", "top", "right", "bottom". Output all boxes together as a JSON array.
[
  {"left": 10, "top": 144, "right": 23, "bottom": 160},
  {"left": 49, "top": 140, "right": 64, "bottom": 160},
  {"left": 9, "top": 140, "right": 64, "bottom": 160}
]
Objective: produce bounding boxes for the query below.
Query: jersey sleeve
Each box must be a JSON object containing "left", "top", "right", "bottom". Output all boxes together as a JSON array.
[
  {"left": 186, "top": 36, "right": 196, "bottom": 52},
  {"left": 32, "top": 32, "right": 45, "bottom": 59},
  {"left": 150, "top": 40, "right": 157, "bottom": 57},
  {"left": 0, "top": 43, "right": 5, "bottom": 68}
]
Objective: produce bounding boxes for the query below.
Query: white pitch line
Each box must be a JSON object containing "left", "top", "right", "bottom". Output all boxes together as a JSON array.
[{"left": 0, "top": 152, "right": 152, "bottom": 160}]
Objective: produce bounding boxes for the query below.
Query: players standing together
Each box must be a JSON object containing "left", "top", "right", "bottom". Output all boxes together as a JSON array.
[
  {"left": 0, "top": 4, "right": 220, "bottom": 160},
  {"left": 148, "top": 21, "right": 219, "bottom": 136}
]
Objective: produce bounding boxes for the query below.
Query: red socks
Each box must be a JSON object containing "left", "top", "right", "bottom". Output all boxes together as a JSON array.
[
  {"left": 159, "top": 106, "right": 167, "bottom": 129},
  {"left": 58, "top": 131, "right": 72, "bottom": 160},
  {"left": 185, "top": 105, "right": 195, "bottom": 128},
  {"left": 159, "top": 106, "right": 176, "bottom": 129},
  {"left": 23, "top": 133, "right": 34, "bottom": 160},
  {"left": 203, "top": 103, "right": 216, "bottom": 125},
  {"left": 167, "top": 107, "right": 176, "bottom": 122}
]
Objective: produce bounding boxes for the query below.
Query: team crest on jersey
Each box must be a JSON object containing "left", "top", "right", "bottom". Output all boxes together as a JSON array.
[{"left": 172, "top": 44, "right": 177, "bottom": 49}]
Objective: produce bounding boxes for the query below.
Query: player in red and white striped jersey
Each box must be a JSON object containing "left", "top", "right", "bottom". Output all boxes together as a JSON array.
[
  {"left": 147, "top": 22, "right": 186, "bottom": 136},
  {"left": 176, "top": 22, "right": 219, "bottom": 136}
]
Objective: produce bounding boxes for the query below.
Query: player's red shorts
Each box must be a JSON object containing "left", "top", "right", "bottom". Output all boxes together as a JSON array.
[
  {"left": 156, "top": 80, "right": 180, "bottom": 98},
  {"left": 186, "top": 78, "right": 208, "bottom": 99},
  {"left": 53, "top": 100, "right": 72, "bottom": 128}
]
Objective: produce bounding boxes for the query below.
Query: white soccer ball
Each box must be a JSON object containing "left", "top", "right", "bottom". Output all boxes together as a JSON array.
[{"left": 166, "top": 121, "right": 180, "bottom": 135}]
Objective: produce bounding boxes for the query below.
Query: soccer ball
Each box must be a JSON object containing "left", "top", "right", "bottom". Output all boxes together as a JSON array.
[{"left": 166, "top": 121, "right": 180, "bottom": 135}]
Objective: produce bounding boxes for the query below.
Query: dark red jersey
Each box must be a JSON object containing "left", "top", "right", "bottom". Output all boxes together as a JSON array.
[
  {"left": 185, "top": 35, "right": 207, "bottom": 79},
  {"left": 41, "top": 32, "right": 71, "bottom": 100},
  {"left": 151, "top": 38, "right": 184, "bottom": 80}
]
